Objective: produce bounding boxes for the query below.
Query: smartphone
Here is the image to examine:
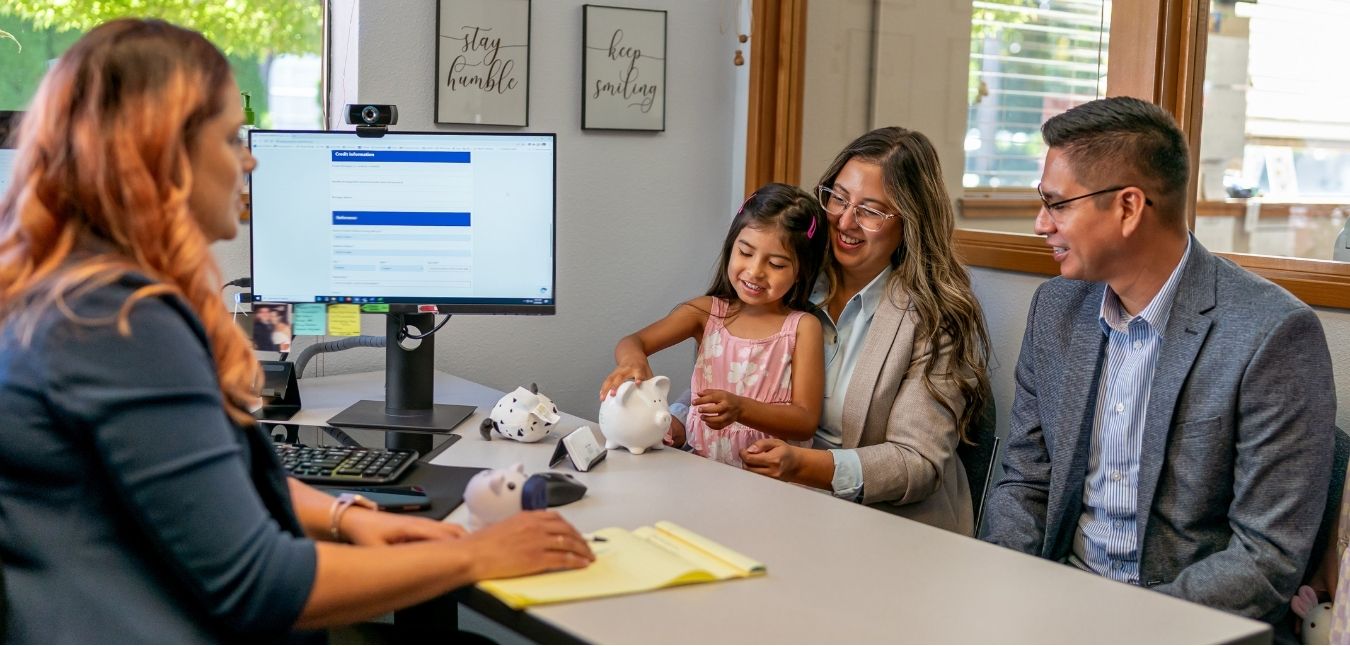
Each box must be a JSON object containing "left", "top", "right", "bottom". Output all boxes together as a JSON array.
[{"left": 320, "top": 485, "right": 431, "bottom": 512}]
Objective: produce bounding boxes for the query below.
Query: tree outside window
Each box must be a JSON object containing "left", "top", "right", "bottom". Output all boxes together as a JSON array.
[{"left": 0, "top": 1, "right": 323, "bottom": 128}]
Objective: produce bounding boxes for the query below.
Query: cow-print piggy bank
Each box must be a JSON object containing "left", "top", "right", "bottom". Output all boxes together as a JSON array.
[{"left": 479, "top": 383, "right": 561, "bottom": 443}]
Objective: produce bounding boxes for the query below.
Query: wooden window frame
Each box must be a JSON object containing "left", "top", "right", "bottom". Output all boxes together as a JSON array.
[{"left": 749, "top": 0, "right": 1350, "bottom": 309}]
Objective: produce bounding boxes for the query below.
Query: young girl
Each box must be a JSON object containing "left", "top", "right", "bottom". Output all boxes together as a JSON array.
[{"left": 599, "top": 183, "right": 827, "bottom": 468}]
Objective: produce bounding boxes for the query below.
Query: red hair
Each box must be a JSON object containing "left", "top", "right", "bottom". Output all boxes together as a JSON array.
[{"left": 0, "top": 19, "right": 260, "bottom": 425}]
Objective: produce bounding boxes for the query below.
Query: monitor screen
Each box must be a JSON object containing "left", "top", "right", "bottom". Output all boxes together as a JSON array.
[{"left": 248, "top": 130, "right": 555, "bottom": 313}]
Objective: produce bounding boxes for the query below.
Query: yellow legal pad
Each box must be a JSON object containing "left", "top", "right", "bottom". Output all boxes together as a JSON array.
[{"left": 478, "top": 521, "right": 766, "bottom": 609}]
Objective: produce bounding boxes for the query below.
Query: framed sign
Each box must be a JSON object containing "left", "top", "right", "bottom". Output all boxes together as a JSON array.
[
  {"left": 582, "top": 5, "right": 666, "bottom": 131},
  {"left": 436, "top": 0, "right": 531, "bottom": 126}
]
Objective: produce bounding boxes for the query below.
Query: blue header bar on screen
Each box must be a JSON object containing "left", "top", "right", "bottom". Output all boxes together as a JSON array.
[
  {"left": 331, "top": 150, "right": 471, "bottom": 163},
  {"left": 332, "top": 211, "right": 471, "bottom": 226}
]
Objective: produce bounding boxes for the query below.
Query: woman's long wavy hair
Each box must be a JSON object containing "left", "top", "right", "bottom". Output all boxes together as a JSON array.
[
  {"left": 0, "top": 19, "right": 259, "bottom": 426},
  {"left": 817, "top": 127, "right": 990, "bottom": 441}
]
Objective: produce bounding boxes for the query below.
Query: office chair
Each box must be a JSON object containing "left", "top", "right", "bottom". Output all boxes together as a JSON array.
[
  {"left": 1, "top": 556, "right": 7, "bottom": 639},
  {"left": 1279, "top": 426, "right": 1350, "bottom": 641},
  {"left": 1307, "top": 426, "right": 1350, "bottom": 587},
  {"left": 957, "top": 390, "right": 999, "bottom": 533}
]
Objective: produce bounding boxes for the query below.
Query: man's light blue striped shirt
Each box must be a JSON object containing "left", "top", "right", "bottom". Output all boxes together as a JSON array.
[{"left": 1072, "top": 239, "right": 1192, "bottom": 584}]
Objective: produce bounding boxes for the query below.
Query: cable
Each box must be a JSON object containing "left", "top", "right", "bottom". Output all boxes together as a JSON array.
[
  {"left": 293, "top": 335, "right": 386, "bottom": 376},
  {"left": 400, "top": 314, "right": 451, "bottom": 340}
]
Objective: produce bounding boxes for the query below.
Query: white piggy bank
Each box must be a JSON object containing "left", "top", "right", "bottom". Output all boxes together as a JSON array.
[
  {"left": 598, "top": 375, "right": 671, "bottom": 455},
  {"left": 464, "top": 463, "right": 529, "bottom": 530}
]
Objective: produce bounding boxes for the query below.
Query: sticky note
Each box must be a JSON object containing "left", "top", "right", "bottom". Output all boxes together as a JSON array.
[
  {"left": 327, "top": 304, "right": 361, "bottom": 336},
  {"left": 293, "top": 303, "right": 327, "bottom": 336},
  {"left": 361, "top": 303, "right": 390, "bottom": 313}
]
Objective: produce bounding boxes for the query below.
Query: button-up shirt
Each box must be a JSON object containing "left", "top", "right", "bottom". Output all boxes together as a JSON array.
[
  {"left": 810, "top": 269, "right": 890, "bottom": 499},
  {"left": 1073, "top": 239, "right": 1192, "bottom": 583}
]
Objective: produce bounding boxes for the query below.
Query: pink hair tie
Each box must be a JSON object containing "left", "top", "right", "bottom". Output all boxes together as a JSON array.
[{"left": 806, "top": 216, "right": 817, "bottom": 239}]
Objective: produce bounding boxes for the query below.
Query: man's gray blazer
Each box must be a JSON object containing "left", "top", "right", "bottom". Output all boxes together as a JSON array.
[{"left": 980, "top": 239, "right": 1336, "bottom": 625}]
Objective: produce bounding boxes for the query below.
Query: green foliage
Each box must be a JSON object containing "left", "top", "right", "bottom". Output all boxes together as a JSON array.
[
  {"left": 0, "top": 27, "right": 18, "bottom": 52},
  {"left": 0, "top": 2, "right": 320, "bottom": 117},
  {"left": 1, "top": 0, "right": 321, "bottom": 59},
  {"left": 0, "top": 19, "right": 83, "bottom": 111}
]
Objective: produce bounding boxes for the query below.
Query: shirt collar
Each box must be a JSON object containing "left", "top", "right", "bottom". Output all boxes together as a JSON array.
[
  {"left": 1098, "top": 236, "right": 1192, "bottom": 337},
  {"left": 810, "top": 267, "right": 890, "bottom": 322}
]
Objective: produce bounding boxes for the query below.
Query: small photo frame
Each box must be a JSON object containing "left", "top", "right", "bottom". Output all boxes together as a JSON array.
[
  {"left": 582, "top": 5, "right": 666, "bottom": 131},
  {"left": 436, "top": 0, "right": 531, "bottom": 126},
  {"left": 251, "top": 303, "right": 293, "bottom": 353}
]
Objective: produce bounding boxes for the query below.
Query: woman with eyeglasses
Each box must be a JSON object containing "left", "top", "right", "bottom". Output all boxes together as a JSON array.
[{"left": 731, "top": 127, "right": 992, "bottom": 534}]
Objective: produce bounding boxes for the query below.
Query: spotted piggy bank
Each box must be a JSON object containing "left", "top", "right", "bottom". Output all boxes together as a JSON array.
[
  {"left": 479, "top": 383, "right": 561, "bottom": 443},
  {"left": 598, "top": 376, "right": 671, "bottom": 455}
]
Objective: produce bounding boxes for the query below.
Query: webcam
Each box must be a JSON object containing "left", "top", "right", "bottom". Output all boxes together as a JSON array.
[{"left": 345, "top": 103, "right": 398, "bottom": 137}]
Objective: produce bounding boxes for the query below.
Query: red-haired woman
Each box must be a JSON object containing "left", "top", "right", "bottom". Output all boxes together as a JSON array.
[{"left": 0, "top": 19, "right": 591, "bottom": 642}]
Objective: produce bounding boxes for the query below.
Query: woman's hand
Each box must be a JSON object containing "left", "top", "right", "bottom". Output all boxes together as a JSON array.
[
  {"left": 599, "top": 359, "right": 653, "bottom": 401},
  {"left": 460, "top": 510, "right": 595, "bottom": 581},
  {"left": 692, "top": 389, "right": 744, "bottom": 429},
  {"left": 340, "top": 507, "right": 466, "bottom": 546},
  {"left": 741, "top": 438, "right": 802, "bottom": 480},
  {"left": 665, "top": 415, "right": 687, "bottom": 447}
]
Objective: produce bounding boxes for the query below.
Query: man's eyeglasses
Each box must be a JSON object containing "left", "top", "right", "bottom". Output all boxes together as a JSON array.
[
  {"left": 816, "top": 185, "right": 900, "bottom": 232},
  {"left": 1037, "top": 184, "right": 1153, "bottom": 213}
]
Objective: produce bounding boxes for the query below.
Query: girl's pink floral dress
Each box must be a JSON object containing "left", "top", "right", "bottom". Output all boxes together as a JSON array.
[{"left": 686, "top": 297, "right": 811, "bottom": 468}]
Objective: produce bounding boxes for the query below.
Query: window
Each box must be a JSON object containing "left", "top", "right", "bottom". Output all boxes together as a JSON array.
[
  {"left": 0, "top": 2, "right": 324, "bottom": 129},
  {"left": 797, "top": 0, "right": 1109, "bottom": 235},
  {"left": 965, "top": 0, "right": 1110, "bottom": 192},
  {"left": 1194, "top": 0, "right": 1350, "bottom": 262},
  {"left": 745, "top": 1, "right": 1350, "bottom": 306}
]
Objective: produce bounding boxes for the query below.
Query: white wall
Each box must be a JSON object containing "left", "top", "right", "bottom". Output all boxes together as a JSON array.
[
  {"left": 971, "top": 267, "right": 1350, "bottom": 444},
  {"left": 214, "top": 0, "right": 742, "bottom": 421}
]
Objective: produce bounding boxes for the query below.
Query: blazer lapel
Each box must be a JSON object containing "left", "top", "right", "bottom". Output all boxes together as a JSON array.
[
  {"left": 1046, "top": 286, "right": 1108, "bottom": 556},
  {"left": 840, "top": 287, "right": 907, "bottom": 448},
  {"left": 1135, "top": 242, "right": 1216, "bottom": 547}
]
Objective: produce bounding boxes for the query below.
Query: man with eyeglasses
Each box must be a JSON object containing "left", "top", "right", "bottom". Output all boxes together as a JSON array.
[{"left": 980, "top": 96, "right": 1335, "bottom": 634}]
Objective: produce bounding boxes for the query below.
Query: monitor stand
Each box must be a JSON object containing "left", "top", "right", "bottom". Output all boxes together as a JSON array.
[{"left": 326, "top": 312, "right": 474, "bottom": 455}]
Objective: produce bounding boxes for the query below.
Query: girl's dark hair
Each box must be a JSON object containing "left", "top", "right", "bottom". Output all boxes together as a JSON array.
[{"left": 704, "top": 183, "right": 826, "bottom": 312}]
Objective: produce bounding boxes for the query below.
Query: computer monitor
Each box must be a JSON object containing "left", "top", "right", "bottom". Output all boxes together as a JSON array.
[{"left": 248, "top": 130, "right": 556, "bottom": 446}]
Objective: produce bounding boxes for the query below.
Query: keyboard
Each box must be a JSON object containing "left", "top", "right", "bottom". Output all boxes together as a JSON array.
[{"left": 274, "top": 444, "right": 418, "bottom": 484}]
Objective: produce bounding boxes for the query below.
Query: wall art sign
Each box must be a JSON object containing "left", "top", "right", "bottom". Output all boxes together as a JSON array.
[
  {"left": 582, "top": 5, "right": 666, "bottom": 131},
  {"left": 436, "top": 0, "right": 531, "bottom": 126}
]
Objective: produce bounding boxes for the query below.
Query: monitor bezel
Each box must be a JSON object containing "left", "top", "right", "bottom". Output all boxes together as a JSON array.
[{"left": 247, "top": 129, "right": 557, "bottom": 315}]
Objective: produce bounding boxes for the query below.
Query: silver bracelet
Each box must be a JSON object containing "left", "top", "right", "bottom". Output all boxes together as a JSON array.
[{"left": 328, "top": 493, "right": 376, "bottom": 541}]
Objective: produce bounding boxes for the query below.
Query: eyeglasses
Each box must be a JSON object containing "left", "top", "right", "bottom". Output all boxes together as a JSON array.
[
  {"left": 1036, "top": 183, "right": 1153, "bottom": 216},
  {"left": 816, "top": 185, "right": 900, "bottom": 232}
]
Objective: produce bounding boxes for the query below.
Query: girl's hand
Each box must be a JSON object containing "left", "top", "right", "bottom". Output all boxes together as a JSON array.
[
  {"left": 340, "top": 507, "right": 466, "bottom": 546},
  {"left": 599, "top": 360, "right": 653, "bottom": 401},
  {"left": 693, "top": 389, "right": 744, "bottom": 429},
  {"left": 461, "top": 510, "right": 595, "bottom": 581},
  {"left": 741, "top": 438, "right": 801, "bottom": 480}
]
